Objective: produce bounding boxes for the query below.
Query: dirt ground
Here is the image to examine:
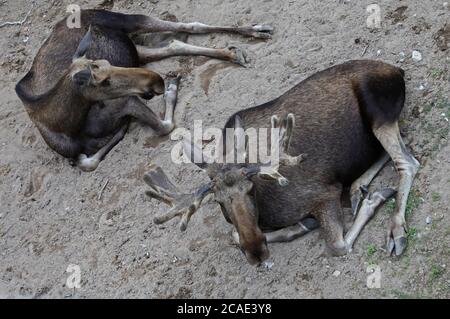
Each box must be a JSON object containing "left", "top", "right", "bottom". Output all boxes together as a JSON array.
[{"left": 0, "top": 0, "right": 448, "bottom": 299}]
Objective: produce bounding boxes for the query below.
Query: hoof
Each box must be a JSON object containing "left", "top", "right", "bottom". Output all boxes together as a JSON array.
[
  {"left": 327, "top": 240, "right": 348, "bottom": 256},
  {"left": 231, "top": 229, "right": 240, "bottom": 245},
  {"left": 77, "top": 154, "right": 100, "bottom": 172},
  {"left": 226, "top": 46, "right": 249, "bottom": 66},
  {"left": 250, "top": 24, "right": 274, "bottom": 39},
  {"left": 350, "top": 185, "right": 371, "bottom": 216},
  {"left": 166, "top": 73, "right": 181, "bottom": 86},
  {"left": 386, "top": 224, "right": 408, "bottom": 256}
]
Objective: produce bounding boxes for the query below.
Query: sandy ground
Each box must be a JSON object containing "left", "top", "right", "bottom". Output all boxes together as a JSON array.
[{"left": 0, "top": 0, "right": 449, "bottom": 299}]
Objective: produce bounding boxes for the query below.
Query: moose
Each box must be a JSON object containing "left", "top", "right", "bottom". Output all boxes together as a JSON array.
[
  {"left": 144, "top": 60, "right": 420, "bottom": 265},
  {"left": 15, "top": 9, "right": 273, "bottom": 171}
]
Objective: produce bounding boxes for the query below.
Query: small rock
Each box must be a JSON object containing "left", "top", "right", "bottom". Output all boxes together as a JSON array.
[
  {"left": 376, "top": 49, "right": 382, "bottom": 56},
  {"left": 426, "top": 216, "right": 432, "bottom": 224},
  {"left": 332, "top": 270, "right": 341, "bottom": 277},
  {"left": 412, "top": 50, "right": 422, "bottom": 62},
  {"left": 264, "top": 261, "right": 274, "bottom": 269},
  {"left": 444, "top": 2, "right": 448, "bottom": 9}
]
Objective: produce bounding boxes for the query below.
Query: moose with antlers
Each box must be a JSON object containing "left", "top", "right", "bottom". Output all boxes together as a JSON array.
[{"left": 144, "top": 60, "right": 419, "bottom": 265}]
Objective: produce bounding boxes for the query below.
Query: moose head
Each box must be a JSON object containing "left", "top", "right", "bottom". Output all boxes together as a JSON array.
[{"left": 144, "top": 113, "right": 305, "bottom": 265}]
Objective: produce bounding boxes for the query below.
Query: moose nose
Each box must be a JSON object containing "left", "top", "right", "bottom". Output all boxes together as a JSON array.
[
  {"left": 243, "top": 240, "right": 270, "bottom": 266},
  {"left": 72, "top": 69, "right": 92, "bottom": 86},
  {"left": 245, "top": 247, "right": 270, "bottom": 266},
  {"left": 144, "top": 69, "right": 165, "bottom": 95}
]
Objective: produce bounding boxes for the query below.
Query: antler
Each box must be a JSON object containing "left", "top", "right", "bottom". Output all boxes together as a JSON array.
[
  {"left": 248, "top": 113, "right": 305, "bottom": 186},
  {"left": 144, "top": 166, "right": 213, "bottom": 231},
  {"left": 272, "top": 113, "right": 305, "bottom": 166}
]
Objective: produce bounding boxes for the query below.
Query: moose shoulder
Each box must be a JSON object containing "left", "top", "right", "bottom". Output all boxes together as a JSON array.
[{"left": 145, "top": 60, "right": 419, "bottom": 265}]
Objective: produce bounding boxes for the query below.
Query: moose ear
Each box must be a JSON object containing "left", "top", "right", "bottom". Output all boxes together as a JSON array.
[{"left": 73, "top": 26, "right": 93, "bottom": 61}]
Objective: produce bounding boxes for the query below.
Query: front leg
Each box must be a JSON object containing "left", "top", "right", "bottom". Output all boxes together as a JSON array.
[
  {"left": 232, "top": 217, "right": 319, "bottom": 244},
  {"left": 314, "top": 194, "right": 348, "bottom": 256},
  {"left": 77, "top": 125, "right": 128, "bottom": 172}
]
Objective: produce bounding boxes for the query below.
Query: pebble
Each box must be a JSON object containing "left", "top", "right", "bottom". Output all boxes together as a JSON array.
[
  {"left": 332, "top": 270, "right": 341, "bottom": 277},
  {"left": 376, "top": 49, "right": 382, "bottom": 56},
  {"left": 264, "top": 261, "right": 274, "bottom": 269},
  {"left": 412, "top": 50, "right": 422, "bottom": 62},
  {"left": 426, "top": 216, "right": 432, "bottom": 224}
]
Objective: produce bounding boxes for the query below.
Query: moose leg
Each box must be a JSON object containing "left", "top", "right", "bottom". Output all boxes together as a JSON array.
[
  {"left": 85, "top": 11, "right": 272, "bottom": 38},
  {"left": 232, "top": 217, "right": 319, "bottom": 244},
  {"left": 137, "top": 41, "right": 248, "bottom": 65},
  {"left": 344, "top": 188, "right": 396, "bottom": 250},
  {"left": 350, "top": 153, "right": 390, "bottom": 215},
  {"left": 162, "top": 76, "right": 180, "bottom": 128},
  {"left": 77, "top": 125, "right": 128, "bottom": 172},
  {"left": 315, "top": 196, "right": 348, "bottom": 256},
  {"left": 373, "top": 122, "right": 420, "bottom": 256},
  {"left": 124, "top": 81, "right": 179, "bottom": 136},
  {"left": 126, "top": 15, "right": 272, "bottom": 39}
]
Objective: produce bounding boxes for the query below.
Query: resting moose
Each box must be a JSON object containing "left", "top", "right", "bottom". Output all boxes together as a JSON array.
[
  {"left": 144, "top": 60, "right": 419, "bottom": 265},
  {"left": 15, "top": 9, "right": 273, "bottom": 171}
]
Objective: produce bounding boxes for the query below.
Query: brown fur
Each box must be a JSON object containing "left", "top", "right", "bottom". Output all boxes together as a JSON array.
[{"left": 210, "top": 60, "right": 405, "bottom": 262}]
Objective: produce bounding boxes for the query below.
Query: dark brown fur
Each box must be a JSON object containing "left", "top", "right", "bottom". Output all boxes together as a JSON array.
[{"left": 16, "top": 10, "right": 165, "bottom": 161}]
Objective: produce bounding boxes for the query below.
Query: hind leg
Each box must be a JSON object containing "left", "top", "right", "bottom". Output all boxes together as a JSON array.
[
  {"left": 136, "top": 41, "right": 248, "bottom": 65},
  {"left": 350, "top": 153, "right": 390, "bottom": 216},
  {"left": 344, "top": 188, "right": 396, "bottom": 250},
  {"left": 84, "top": 11, "right": 273, "bottom": 39},
  {"left": 373, "top": 122, "right": 420, "bottom": 256}
]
